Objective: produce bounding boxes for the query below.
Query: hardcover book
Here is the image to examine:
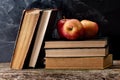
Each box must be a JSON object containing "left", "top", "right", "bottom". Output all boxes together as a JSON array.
[
  {"left": 45, "top": 54, "right": 113, "bottom": 69},
  {"left": 29, "top": 9, "right": 58, "bottom": 68},
  {"left": 45, "top": 47, "right": 108, "bottom": 57},
  {"left": 10, "top": 8, "right": 41, "bottom": 69},
  {"left": 45, "top": 38, "right": 107, "bottom": 49}
]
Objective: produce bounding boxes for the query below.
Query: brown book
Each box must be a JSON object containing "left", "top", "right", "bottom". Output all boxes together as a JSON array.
[
  {"left": 10, "top": 8, "right": 42, "bottom": 69},
  {"left": 44, "top": 38, "right": 108, "bottom": 49},
  {"left": 45, "top": 47, "right": 108, "bottom": 57},
  {"left": 29, "top": 9, "right": 58, "bottom": 68},
  {"left": 45, "top": 54, "right": 113, "bottom": 69}
]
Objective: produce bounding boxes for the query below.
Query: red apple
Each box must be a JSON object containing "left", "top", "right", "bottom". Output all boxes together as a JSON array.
[
  {"left": 57, "top": 19, "right": 69, "bottom": 38},
  {"left": 57, "top": 19, "right": 84, "bottom": 40},
  {"left": 81, "top": 20, "right": 99, "bottom": 38}
]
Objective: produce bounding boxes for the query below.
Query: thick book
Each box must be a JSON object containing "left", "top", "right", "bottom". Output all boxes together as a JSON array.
[
  {"left": 45, "top": 54, "right": 113, "bottom": 69},
  {"left": 44, "top": 38, "right": 108, "bottom": 49},
  {"left": 45, "top": 47, "right": 108, "bottom": 57},
  {"left": 10, "top": 8, "right": 42, "bottom": 69},
  {"left": 29, "top": 9, "right": 58, "bottom": 68}
]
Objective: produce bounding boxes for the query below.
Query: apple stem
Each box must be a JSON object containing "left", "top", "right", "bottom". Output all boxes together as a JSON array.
[
  {"left": 63, "top": 16, "right": 66, "bottom": 19},
  {"left": 68, "top": 26, "right": 73, "bottom": 31}
]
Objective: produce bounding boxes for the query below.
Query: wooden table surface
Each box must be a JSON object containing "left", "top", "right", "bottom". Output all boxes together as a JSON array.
[{"left": 0, "top": 61, "right": 120, "bottom": 80}]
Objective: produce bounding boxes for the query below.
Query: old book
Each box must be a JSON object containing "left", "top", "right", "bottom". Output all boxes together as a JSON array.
[
  {"left": 45, "top": 47, "right": 108, "bottom": 57},
  {"left": 10, "top": 8, "right": 42, "bottom": 69},
  {"left": 29, "top": 9, "right": 58, "bottom": 68},
  {"left": 45, "top": 54, "right": 113, "bottom": 69},
  {"left": 44, "top": 38, "right": 108, "bottom": 49}
]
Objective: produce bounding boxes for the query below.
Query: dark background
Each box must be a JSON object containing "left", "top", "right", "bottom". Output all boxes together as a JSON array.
[
  {"left": 0, "top": 0, "right": 120, "bottom": 62},
  {"left": 0, "top": 0, "right": 35, "bottom": 62}
]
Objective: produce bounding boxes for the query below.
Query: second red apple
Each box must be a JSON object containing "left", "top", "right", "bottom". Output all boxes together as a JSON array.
[{"left": 81, "top": 20, "right": 99, "bottom": 38}]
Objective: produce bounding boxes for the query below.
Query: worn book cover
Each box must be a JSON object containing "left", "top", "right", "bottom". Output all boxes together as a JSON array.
[
  {"left": 46, "top": 54, "right": 113, "bottom": 69},
  {"left": 10, "top": 8, "right": 42, "bottom": 69},
  {"left": 45, "top": 37, "right": 108, "bottom": 49}
]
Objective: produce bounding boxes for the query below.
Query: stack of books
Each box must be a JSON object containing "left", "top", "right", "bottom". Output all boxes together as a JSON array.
[
  {"left": 45, "top": 38, "right": 113, "bottom": 69},
  {"left": 10, "top": 8, "right": 113, "bottom": 70}
]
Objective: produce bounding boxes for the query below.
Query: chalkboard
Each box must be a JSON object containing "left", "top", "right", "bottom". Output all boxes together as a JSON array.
[{"left": 0, "top": 0, "right": 34, "bottom": 62}]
